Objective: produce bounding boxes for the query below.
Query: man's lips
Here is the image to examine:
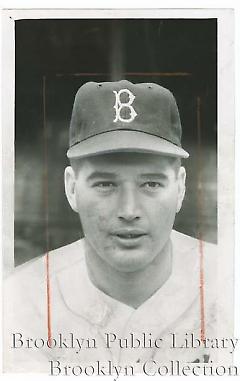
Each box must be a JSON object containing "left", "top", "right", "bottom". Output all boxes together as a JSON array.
[{"left": 111, "top": 229, "right": 147, "bottom": 239}]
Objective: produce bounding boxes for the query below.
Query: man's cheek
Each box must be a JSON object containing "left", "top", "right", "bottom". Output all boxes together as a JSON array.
[
  {"left": 81, "top": 205, "right": 109, "bottom": 233},
  {"left": 161, "top": 204, "right": 177, "bottom": 224},
  {"left": 96, "top": 213, "right": 109, "bottom": 230},
  {"left": 154, "top": 203, "right": 176, "bottom": 229}
]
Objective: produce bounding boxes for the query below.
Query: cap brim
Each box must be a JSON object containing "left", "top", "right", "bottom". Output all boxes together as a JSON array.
[{"left": 67, "top": 130, "right": 189, "bottom": 159}]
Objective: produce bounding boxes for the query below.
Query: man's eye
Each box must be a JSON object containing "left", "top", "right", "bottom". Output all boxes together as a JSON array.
[
  {"left": 94, "top": 181, "right": 116, "bottom": 189},
  {"left": 142, "top": 181, "right": 162, "bottom": 189}
]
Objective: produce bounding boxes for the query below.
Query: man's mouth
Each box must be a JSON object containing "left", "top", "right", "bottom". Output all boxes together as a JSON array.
[
  {"left": 115, "top": 233, "right": 145, "bottom": 239},
  {"left": 111, "top": 230, "right": 147, "bottom": 246}
]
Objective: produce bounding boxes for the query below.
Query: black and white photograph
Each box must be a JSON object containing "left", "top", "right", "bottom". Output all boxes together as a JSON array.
[{"left": 1, "top": 7, "right": 236, "bottom": 376}]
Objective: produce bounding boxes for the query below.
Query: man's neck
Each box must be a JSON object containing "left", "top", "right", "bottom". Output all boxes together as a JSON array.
[{"left": 84, "top": 240, "right": 172, "bottom": 309}]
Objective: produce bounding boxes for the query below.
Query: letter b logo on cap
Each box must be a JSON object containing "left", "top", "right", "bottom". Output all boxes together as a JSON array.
[{"left": 113, "top": 89, "right": 137, "bottom": 123}]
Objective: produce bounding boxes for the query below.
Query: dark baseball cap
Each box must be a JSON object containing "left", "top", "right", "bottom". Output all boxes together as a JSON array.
[{"left": 67, "top": 80, "right": 189, "bottom": 159}]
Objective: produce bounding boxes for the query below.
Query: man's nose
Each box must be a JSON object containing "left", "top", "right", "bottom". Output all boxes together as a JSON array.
[{"left": 117, "top": 185, "right": 141, "bottom": 221}]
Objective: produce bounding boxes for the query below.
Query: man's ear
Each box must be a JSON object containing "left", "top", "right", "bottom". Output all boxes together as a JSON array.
[
  {"left": 64, "top": 166, "right": 78, "bottom": 213},
  {"left": 176, "top": 166, "right": 186, "bottom": 213}
]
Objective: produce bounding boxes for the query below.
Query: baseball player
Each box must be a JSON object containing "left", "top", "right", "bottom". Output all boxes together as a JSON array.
[{"left": 4, "top": 81, "right": 228, "bottom": 374}]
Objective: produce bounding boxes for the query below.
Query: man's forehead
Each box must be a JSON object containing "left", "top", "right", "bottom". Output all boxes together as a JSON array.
[{"left": 76, "top": 152, "right": 177, "bottom": 171}]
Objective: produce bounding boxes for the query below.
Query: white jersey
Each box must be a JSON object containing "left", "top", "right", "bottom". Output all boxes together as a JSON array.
[{"left": 3, "top": 230, "right": 232, "bottom": 374}]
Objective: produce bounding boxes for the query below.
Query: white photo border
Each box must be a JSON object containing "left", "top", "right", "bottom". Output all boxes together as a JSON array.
[{"left": 1, "top": 4, "right": 239, "bottom": 380}]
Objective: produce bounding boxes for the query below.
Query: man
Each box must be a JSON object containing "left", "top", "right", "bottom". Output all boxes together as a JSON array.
[{"left": 4, "top": 81, "right": 227, "bottom": 374}]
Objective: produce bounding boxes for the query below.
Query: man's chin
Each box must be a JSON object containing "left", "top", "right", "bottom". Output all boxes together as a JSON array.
[{"left": 107, "top": 249, "right": 153, "bottom": 273}]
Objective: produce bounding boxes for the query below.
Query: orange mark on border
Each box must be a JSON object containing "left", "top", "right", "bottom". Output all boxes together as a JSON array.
[
  {"left": 55, "top": 72, "right": 192, "bottom": 77},
  {"left": 197, "top": 96, "right": 205, "bottom": 342},
  {"left": 43, "top": 76, "right": 52, "bottom": 345},
  {"left": 46, "top": 253, "right": 52, "bottom": 346},
  {"left": 199, "top": 237, "right": 205, "bottom": 342},
  {"left": 126, "top": 72, "right": 191, "bottom": 77}
]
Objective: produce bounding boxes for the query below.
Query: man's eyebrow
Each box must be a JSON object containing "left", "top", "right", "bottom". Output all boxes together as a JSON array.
[
  {"left": 86, "top": 171, "right": 117, "bottom": 181},
  {"left": 140, "top": 173, "right": 168, "bottom": 180}
]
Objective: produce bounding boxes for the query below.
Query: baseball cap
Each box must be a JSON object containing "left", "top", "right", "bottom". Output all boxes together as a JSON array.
[{"left": 67, "top": 80, "right": 189, "bottom": 159}]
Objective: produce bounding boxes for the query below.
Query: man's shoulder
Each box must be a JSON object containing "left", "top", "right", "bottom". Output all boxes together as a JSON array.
[
  {"left": 171, "top": 229, "right": 217, "bottom": 255},
  {"left": 5, "top": 239, "right": 85, "bottom": 287},
  {"left": 48, "top": 239, "right": 85, "bottom": 274},
  {"left": 171, "top": 229, "right": 218, "bottom": 291}
]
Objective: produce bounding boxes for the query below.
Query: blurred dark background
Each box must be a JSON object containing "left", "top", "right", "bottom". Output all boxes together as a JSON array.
[{"left": 15, "top": 19, "right": 217, "bottom": 266}]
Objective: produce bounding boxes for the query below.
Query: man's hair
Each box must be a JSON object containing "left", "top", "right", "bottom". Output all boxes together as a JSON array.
[
  {"left": 69, "top": 158, "right": 81, "bottom": 175},
  {"left": 69, "top": 155, "right": 182, "bottom": 178}
]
